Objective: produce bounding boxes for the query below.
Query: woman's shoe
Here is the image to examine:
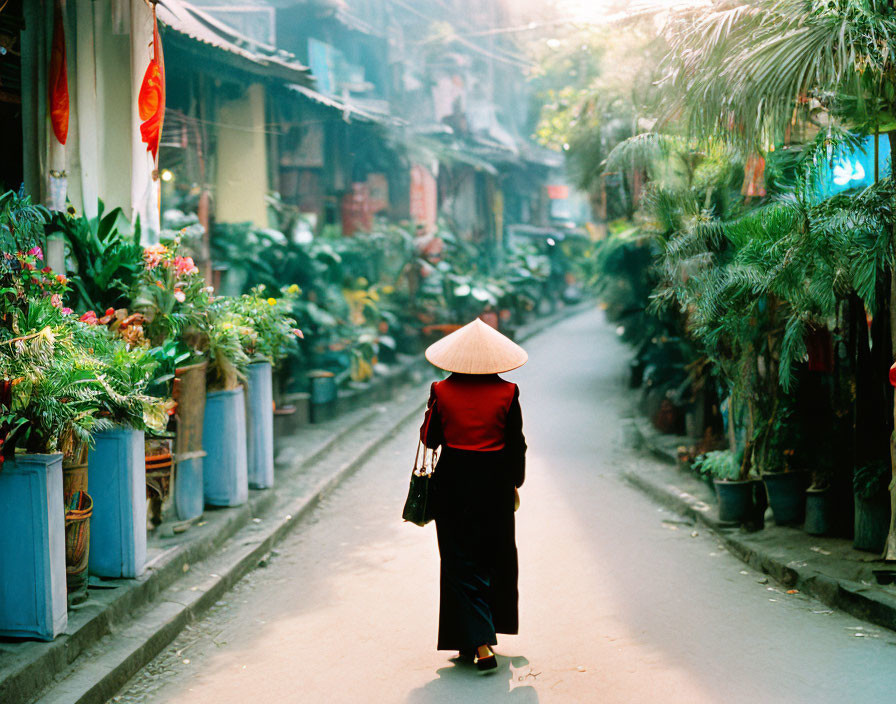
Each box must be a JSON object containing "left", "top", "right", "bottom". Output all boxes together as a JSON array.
[
  {"left": 457, "top": 648, "right": 474, "bottom": 662},
  {"left": 474, "top": 646, "right": 497, "bottom": 675}
]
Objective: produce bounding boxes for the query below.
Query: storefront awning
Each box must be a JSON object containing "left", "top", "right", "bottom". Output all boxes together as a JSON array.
[
  {"left": 158, "top": 0, "right": 313, "bottom": 85},
  {"left": 287, "top": 84, "right": 401, "bottom": 125}
]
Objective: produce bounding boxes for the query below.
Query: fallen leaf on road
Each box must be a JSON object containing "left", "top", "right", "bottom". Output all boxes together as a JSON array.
[
  {"left": 758, "top": 577, "right": 769, "bottom": 584},
  {"left": 740, "top": 570, "right": 749, "bottom": 575},
  {"left": 812, "top": 610, "right": 833, "bottom": 614},
  {"left": 786, "top": 589, "right": 799, "bottom": 594},
  {"left": 183, "top": 659, "right": 190, "bottom": 664},
  {"left": 810, "top": 546, "right": 832, "bottom": 556},
  {"left": 691, "top": 531, "right": 699, "bottom": 538}
]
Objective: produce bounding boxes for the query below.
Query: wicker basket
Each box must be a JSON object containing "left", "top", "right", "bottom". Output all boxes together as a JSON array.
[
  {"left": 145, "top": 436, "right": 174, "bottom": 529},
  {"left": 64, "top": 490, "right": 93, "bottom": 602}
]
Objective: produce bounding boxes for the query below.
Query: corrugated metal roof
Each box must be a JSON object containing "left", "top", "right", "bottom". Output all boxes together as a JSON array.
[
  {"left": 287, "top": 84, "right": 403, "bottom": 126},
  {"left": 157, "top": 0, "right": 312, "bottom": 84}
]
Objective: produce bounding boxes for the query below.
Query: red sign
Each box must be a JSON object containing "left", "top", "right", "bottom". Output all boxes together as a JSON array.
[
  {"left": 341, "top": 183, "right": 373, "bottom": 235},
  {"left": 546, "top": 184, "right": 569, "bottom": 200},
  {"left": 367, "top": 173, "right": 389, "bottom": 214},
  {"left": 410, "top": 165, "right": 437, "bottom": 232}
]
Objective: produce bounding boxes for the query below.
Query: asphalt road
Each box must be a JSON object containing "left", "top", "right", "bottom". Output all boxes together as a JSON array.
[{"left": 112, "top": 309, "right": 896, "bottom": 704}]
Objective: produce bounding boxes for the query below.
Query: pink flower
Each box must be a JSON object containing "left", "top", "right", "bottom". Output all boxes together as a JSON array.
[
  {"left": 293, "top": 328, "right": 305, "bottom": 339},
  {"left": 61, "top": 307, "right": 73, "bottom": 315},
  {"left": 27, "top": 246, "right": 43, "bottom": 260},
  {"left": 173, "top": 256, "right": 199, "bottom": 276},
  {"left": 173, "top": 288, "right": 186, "bottom": 303},
  {"left": 80, "top": 311, "right": 98, "bottom": 324},
  {"left": 50, "top": 294, "right": 62, "bottom": 309},
  {"left": 143, "top": 244, "right": 168, "bottom": 270}
]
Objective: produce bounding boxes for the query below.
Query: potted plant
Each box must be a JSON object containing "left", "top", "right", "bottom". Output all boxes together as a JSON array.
[
  {"left": 752, "top": 404, "right": 809, "bottom": 526},
  {"left": 695, "top": 450, "right": 756, "bottom": 523},
  {"left": 215, "top": 285, "right": 302, "bottom": 489},
  {"left": 82, "top": 330, "right": 171, "bottom": 578},
  {"left": 853, "top": 461, "right": 891, "bottom": 553},
  {"left": 133, "top": 238, "right": 213, "bottom": 521},
  {"left": 804, "top": 480, "right": 835, "bottom": 537},
  {"left": 202, "top": 308, "right": 250, "bottom": 508},
  {"left": 0, "top": 247, "right": 103, "bottom": 637}
]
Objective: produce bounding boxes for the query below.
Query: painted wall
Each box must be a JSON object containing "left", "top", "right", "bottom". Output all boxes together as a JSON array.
[
  {"left": 215, "top": 83, "right": 269, "bottom": 227},
  {"left": 20, "top": 0, "right": 144, "bottom": 222}
]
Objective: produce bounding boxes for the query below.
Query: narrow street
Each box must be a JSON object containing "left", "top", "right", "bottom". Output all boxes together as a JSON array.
[{"left": 113, "top": 310, "right": 896, "bottom": 704}]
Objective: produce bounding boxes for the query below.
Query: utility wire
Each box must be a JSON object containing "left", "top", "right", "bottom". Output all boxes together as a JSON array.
[{"left": 385, "top": 0, "right": 535, "bottom": 68}]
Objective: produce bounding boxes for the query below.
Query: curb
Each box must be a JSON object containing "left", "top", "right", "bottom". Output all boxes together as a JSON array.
[
  {"left": 22, "top": 304, "right": 590, "bottom": 704},
  {"left": 35, "top": 396, "right": 427, "bottom": 704},
  {"left": 622, "top": 468, "right": 896, "bottom": 636},
  {"left": 1, "top": 404, "right": 381, "bottom": 704}
]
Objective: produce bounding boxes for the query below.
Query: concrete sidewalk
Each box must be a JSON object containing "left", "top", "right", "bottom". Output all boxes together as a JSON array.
[
  {"left": 624, "top": 416, "right": 896, "bottom": 635},
  {"left": 0, "top": 303, "right": 591, "bottom": 704}
]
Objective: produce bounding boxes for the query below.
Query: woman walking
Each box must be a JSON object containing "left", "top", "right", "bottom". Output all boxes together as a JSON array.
[{"left": 420, "top": 318, "right": 528, "bottom": 674}]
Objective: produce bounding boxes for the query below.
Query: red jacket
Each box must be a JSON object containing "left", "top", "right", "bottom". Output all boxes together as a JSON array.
[{"left": 422, "top": 374, "right": 519, "bottom": 451}]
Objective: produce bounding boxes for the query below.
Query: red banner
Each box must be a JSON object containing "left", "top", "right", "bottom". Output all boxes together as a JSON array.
[
  {"left": 48, "top": 0, "right": 69, "bottom": 146},
  {"left": 138, "top": 5, "right": 166, "bottom": 161}
]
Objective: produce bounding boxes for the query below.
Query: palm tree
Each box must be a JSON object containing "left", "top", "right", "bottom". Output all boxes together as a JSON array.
[{"left": 659, "top": 0, "right": 896, "bottom": 558}]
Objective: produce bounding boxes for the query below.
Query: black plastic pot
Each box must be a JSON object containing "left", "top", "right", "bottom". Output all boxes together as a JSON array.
[
  {"left": 763, "top": 471, "right": 808, "bottom": 525},
  {"left": 804, "top": 488, "right": 833, "bottom": 536},
  {"left": 854, "top": 495, "right": 890, "bottom": 553},
  {"left": 714, "top": 479, "right": 755, "bottom": 523}
]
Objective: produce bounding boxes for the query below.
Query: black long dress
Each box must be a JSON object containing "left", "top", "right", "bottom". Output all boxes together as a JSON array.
[{"left": 422, "top": 377, "right": 527, "bottom": 651}]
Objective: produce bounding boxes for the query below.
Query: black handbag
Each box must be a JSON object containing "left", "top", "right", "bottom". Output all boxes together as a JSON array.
[{"left": 402, "top": 404, "right": 439, "bottom": 526}]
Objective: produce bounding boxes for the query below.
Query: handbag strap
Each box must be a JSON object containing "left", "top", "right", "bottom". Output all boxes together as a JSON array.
[{"left": 414, "top": 399, "right": 439, "bottom": 476}]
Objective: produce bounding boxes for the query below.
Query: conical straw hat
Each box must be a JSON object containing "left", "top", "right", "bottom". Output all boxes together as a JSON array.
[{"left": 425, "top": 318, "right": 528, "bottom": 374}]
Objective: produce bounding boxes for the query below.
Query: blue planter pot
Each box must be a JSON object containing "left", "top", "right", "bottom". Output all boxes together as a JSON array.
[
  {"left": 763, "top": 471, "right": 809, "bottom": 526},
  {"left": 203, "top": 388, "right": 249, "bottom": 507},
  {"left": 0, "top": 454, "right": 68, "bottom": 640},
  {"left": 309, "top": 372, "right": 337, "bottom": 423},
  {"left": 87, "top": 428, "right": 147, "bottom": 578},
  {"left": 174, "top": 455, "right": 205, "bottom": 521},
  {"left": 714, "top": 479, "right": 755, "bottom": 523},
  {"left": 247, "top": 362, "right": 275, "bottom": 490}
]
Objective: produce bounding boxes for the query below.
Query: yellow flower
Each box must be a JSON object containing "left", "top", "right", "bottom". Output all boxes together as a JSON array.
[
  {"left": 267, "top": 297, "right": 277, "bottom": 306},
  {"left": 287, "top": 284, "right": 300, "bottom": 294},
  {"left": 382, "top": 285, "right": 395, "bottom": 295},
  {"left": 221, "top": 322, "right": 233, "bottom": 330}
]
